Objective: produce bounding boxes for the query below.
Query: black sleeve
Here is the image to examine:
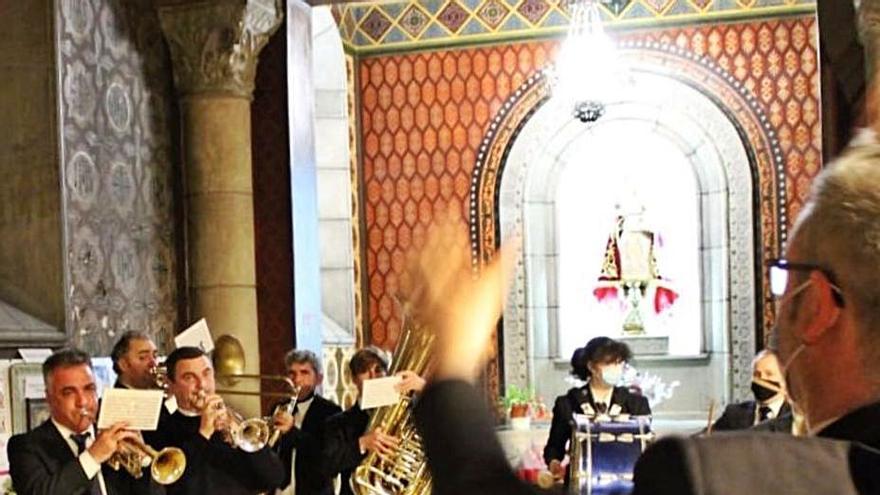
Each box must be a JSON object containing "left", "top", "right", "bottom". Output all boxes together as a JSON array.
[
  {"left": 631, "top": 437, "right": 696, "bottom": 495},
  {"left": 321, "top": 413, "right": 366, "bottom": 477},
  {"left": 629, "top": 393, "right": 651, "bottom": 416},
  {"left": 710, "top": 405, "right": 738, "bottom": 432},
  {"left": 414, "top": 380, "right": 554, "bottom": 495},
  {"left": 8, "top": 434, "right": 93, "bottom": 495},
  {"left": 543, "top": 396, "right": 571, "bottom": 464}
]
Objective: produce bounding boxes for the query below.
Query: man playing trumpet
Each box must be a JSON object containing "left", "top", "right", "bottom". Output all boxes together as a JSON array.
[
  {"left": 8, "top": 348, "right": 151, "bottom": 495},
  {"left": 152, "top": 346, "right": 285, "bottom": 494}
]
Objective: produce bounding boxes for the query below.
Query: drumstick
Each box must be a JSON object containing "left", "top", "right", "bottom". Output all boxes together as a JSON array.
[{"left": 705, "top": 400, "right": 716, "bottom": 436}]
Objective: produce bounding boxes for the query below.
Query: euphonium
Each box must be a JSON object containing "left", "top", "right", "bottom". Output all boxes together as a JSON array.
[
  {"left": 79, "top": 409, "right": 186, "bottom": 485},
  {"left": 352, "top": 306, "right": 435, "bottom": 495}
]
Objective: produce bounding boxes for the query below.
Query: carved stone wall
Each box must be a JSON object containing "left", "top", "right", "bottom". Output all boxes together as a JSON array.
[{"left": 58, "top": 0, "right": 179, "bottom": 355}]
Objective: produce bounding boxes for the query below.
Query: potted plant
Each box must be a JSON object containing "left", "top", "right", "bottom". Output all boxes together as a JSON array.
[{"left": 502, "top": 384, "right": 535, "bottom": 430}]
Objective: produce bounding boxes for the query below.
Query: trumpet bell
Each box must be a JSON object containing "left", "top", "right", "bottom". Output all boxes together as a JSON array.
[
  {"left": 151, "top": 446, "right": 187, "bottom": 485},
  {"left": 233, "top": 417, "right": 271, "bottom": 453}
]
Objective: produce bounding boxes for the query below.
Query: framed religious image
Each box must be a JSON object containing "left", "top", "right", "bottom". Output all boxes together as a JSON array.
[
  {"left": 25, "top": 398, "right": 50, "bottom": 431},
  {"left": 9, "top": 362, "right": 44, "bottom": 434}
]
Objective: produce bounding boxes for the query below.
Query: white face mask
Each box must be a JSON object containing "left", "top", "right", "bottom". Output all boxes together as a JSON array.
[{"left": 600, "top": 366, "right": 623, "bottom": 386}]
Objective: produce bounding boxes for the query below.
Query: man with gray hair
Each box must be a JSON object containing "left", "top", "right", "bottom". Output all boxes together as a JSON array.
[
  {"left": 272, "top": 349, "right": 341, "bottom": 495},
  {"left": 768, "top": 143, "right": 880, "bottom": 445}
]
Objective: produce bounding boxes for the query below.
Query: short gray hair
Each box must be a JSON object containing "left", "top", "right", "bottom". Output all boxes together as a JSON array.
[
  {"left": 792, "top": 144, "right": 880, "bottom": 353},
  {"left": 284, "top": 349, "right": 322, "bottom": 376}
]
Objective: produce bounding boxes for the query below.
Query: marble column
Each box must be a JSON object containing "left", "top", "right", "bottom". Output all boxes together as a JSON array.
[{"left": 158, "top": 0, "right": 282, "bottom": 416}]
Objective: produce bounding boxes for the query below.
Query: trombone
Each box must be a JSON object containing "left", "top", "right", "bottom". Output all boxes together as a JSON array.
[{"left": 212, "top": 334, "right": 298, "bottom": 399}]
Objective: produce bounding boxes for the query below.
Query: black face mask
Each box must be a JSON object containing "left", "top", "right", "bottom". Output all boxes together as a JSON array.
[{"left": 751, "top": 380, "right": 780, "bottom": 403}]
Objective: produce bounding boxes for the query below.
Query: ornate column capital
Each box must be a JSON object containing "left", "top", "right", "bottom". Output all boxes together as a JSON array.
[{"left": 158, "top": 0, "right": 282, "bottom": 98}]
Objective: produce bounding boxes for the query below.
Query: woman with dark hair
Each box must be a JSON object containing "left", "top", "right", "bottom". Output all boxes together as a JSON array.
[{"left": 543, "top": 336, "right": 651, "bottom": 479}]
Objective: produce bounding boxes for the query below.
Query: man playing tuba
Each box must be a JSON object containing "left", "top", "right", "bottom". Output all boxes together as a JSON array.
[{"left": 322, "top": 347, "right": 426, "bottom": 495}]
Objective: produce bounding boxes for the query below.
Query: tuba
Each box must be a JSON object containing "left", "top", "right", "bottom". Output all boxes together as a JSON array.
[{"left": 352, "top": 304, "right": 435, "bottom": 495}]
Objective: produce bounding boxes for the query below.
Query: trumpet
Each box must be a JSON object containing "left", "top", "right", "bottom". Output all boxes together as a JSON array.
[
  {"left": 150, "top": 365, "right": 168, "bottom": 396},
  {"left": 193, "top": 390, "right": 272, "bottom": 453},
  {"left": 79, "top": 409, "right": 186, "bottom": 485}
]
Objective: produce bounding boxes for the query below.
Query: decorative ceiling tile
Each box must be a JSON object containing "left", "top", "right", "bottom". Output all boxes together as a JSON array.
[
  {"left": 604, "top": 0, "right": 633, "bottom": 16},
  {"left": 688, "top": 0, "right": 714, "bottom": 10},
  {"left": 399, "top": 4, "right": 430, "bottom": 37},
  {"left": 360, "top": 8, "right": 393, "bottom": 41},
  {"left": 517, "top": 0, "right": 551, "bottom": 24},
  {"left": 477, "top": 0, "right": 511, "bottom": 28},
  {"left": 438, "top": 1, "right": 470, "bottom": 33},
  {"left": 642, "top": 0, "right": 675, "bottom": 14}
]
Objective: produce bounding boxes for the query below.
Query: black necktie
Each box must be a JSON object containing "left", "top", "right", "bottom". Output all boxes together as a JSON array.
[
  {"left": 71, "top": 432, "right": 102, "bottom": 495},
  {"left": 71, "top": 432, "right": 90, "bottom": 455},
  {"left": 758, "top": 405, "right": 772, "bottom": 422},
  {"left": 595, "top": 402, "right": 608, "bottom": 414}
]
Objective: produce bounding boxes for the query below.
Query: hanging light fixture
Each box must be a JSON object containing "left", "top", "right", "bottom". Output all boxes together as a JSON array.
[{"left": 551, "top": 0, "right": 619, "bottom": 123}]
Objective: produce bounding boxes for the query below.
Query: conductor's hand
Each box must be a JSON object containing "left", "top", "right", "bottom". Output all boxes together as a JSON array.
[
  {"left": 88, "top": 422, "right": 138, "bottom": 463},
  {"left": 273, "top": 410, "right": 295, "bottom": 434},
  {"left": 359, "top": 427, "right": 399, "bottom": 456},
  {"left": 408, "top": 216, "right": 516, "bottom": 383}
]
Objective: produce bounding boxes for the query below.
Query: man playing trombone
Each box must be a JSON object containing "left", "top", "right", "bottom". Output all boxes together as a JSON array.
[
  {"left": 152, "top": 346, "right": 285, "bottom": 494},
  {"left": 271, "top": 349, "right": 341, "bottom": 495},
  {"left": 8, "top": 348, "right": 151, "bottom": 495}
]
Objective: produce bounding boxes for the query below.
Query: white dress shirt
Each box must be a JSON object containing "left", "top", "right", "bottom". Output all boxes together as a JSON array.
[
  {"left": 753, "top": 396, "right": 786, "bottom": 424},
  {"left": 277, "top": 396, "right": 314, "bottom": 495},
  {"left": 51, "top": 419, "right": 107, "bottom": 495}
]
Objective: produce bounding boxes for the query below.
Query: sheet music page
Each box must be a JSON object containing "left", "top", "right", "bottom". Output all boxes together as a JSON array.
[
  {"left": 174, "top": 318, "right": 214, "bottom": 352},
  {"left": 360, "top": 376, "right": 402, "bottom": 410},
  {"left": 97, "top": 389, "right": 164, "bottom": 430}
]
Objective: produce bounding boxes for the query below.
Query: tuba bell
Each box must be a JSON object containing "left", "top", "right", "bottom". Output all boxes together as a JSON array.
[{"left": 352, "top": 303, "right": 435, "bottom": 495}]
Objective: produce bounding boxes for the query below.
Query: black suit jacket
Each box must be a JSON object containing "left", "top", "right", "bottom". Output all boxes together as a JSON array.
[
  {"left": 544, "top": 385, "right": 651, "bottom": 464},
  {"left": 8, "top": 419, "right": 152, "bottom": 495},
  {"left": 273, "top": 394, "right": 341, "bottom": 495},
  {"left": 322, "top": 404, "right": 370, "bottom": 495},
  {"left": 415, "top": 380, "right": 556, "bottom": 495},
  {"left": 818, "top": 401, "right": 880, "bottom": 449},
  {"left": 632, "top": 433, "right": 880, "bottom": 495},
  {"left": 711, "top": 400, "right": 792, "bottom": 432},
  {"left": 152, "top": 410, "right": 285, "bottom": 495}
]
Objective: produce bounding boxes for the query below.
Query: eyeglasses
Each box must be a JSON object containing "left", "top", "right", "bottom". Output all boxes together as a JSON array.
[{"left": 768, "top": 258, "right": 845, "bottom": 306}]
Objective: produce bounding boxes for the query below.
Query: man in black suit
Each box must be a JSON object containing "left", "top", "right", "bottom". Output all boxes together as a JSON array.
[
  {"left": 152, "top": 346, "right": 285, "bottom": 495},
  {"left": 110, "top": 331, "right": 160, "bottom": 391},
  {"left": 271, "top": 349, "right": 341, "bottom": 495},
  {"left": 710, "top": 350, "right": 790, "bottom": 432},
  {"left": 8, "top": 348, "right": 149, "bottom": 495}
]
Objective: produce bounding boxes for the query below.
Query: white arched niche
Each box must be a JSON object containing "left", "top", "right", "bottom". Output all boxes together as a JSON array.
[{"left": 499, "top": 68, "right": 756, "bottom": 419}]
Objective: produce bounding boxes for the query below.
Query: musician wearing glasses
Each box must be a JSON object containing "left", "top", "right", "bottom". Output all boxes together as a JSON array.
[
  {"left": 8, "top": 348, "right": 149, "bottom": 495},
  {"left": 271, "top": 349, "right": 341, "bottom": 495},
  {"left": 543, "top": 336, "right": 650, "bottom": 481},
  {"left": 152, "top": 346, "right": 284, "bottom": 495},
  {"left": 322, "top": 347, "right": 426, "bottom": 495}
]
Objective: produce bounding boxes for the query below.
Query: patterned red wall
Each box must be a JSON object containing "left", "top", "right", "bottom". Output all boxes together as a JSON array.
[{"left": 358, "top": 16, "right": 821, "bottom": 350}]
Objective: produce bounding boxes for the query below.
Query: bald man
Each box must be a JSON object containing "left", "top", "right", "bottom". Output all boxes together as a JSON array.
[{"left": 710, "top": 350, "right": 791, "bottom": 432}]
